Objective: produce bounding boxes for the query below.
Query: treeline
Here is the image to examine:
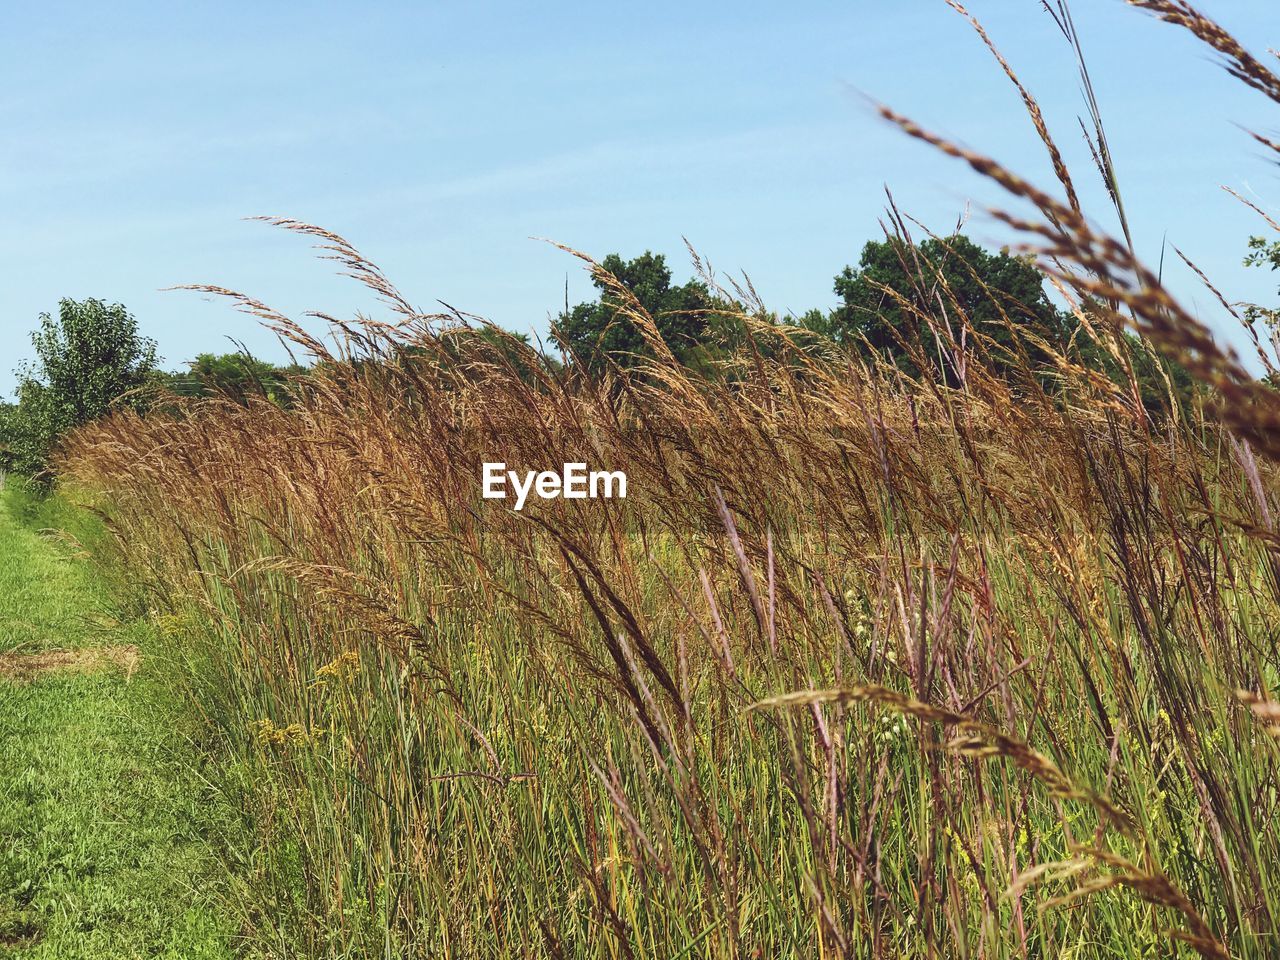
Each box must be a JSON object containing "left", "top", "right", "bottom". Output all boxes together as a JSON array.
[
  {"left": 1, "top": 229, "right": 1236, "bottom": 480},
  {"left": 550, "top": 235, "right": 1194, "bottom": 408}
]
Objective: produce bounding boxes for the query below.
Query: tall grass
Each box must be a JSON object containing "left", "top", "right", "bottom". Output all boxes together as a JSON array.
[{"left": 61, "top": 3, "right": 1280, "bottom": 957}]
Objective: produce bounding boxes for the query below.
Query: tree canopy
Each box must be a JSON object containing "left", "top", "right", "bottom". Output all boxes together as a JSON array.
[
  {"left": 811, "top": 234, "right": 1071, "bottom": 379},
  {"left": 1, "top": 299, "right": 157, "bottom": 478},
  {"left": 551, "top": 252, "right": 718, "bottom": 374},
  {"left": 157, "top": 352, "right": 306, "bottom": 406},
  {"left": 1243, "top": 235, "right": 1280, "bottom": 341}
]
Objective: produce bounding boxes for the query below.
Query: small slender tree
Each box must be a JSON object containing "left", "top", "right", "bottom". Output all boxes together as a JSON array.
[{"left": 0, "top": 298, "right": 157, "bottom": 478}]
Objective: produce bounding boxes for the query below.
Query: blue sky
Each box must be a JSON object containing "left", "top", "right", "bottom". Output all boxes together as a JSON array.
[{"left": 3, "top": 1, "right": 1278, "bottom": 398}]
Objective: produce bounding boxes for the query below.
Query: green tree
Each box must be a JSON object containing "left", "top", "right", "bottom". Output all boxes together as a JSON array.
[
  {"left": 1244, "top": 235, "right": 1280, "bottom": 343},
  {"left": 1073, "top": 323, "right": 1196, "bottom": 416},
  {"left": 0, "top": 299, "right": 156, "bottom": 477},
  {"left": 0, "top": 401, "right": 20, "bottom": 478},
  {"left": 159, "top": 352, "right": 305, "bottom": 406},
  {"left": 815, "top": 235, "right": 1070, "bottom": 379},
  {"left": 552, "top": 252, "right": 717, "bottom": 373}
]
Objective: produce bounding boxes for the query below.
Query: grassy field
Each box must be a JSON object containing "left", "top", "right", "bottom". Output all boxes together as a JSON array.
[
  {"left": 0, "top": 490, "right": 101, "bottom": 657},
  {"left": 7, "top": 5, "right": 1280, "bottom": 959},
  {"left": 57, "top": 269, "right": 1280, "bottom": 959},
  {"left": 0, "top": 486, "right": 239, "bottom": 959}
]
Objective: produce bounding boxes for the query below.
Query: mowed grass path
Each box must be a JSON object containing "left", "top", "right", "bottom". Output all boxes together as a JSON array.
[{"left": 0, "top": 487, "right": 238, "bottom": 959}]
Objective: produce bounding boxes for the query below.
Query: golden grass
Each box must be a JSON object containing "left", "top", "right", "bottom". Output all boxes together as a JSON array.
[{"left": 51, "top": 2, "right": 1280, "bottom": 956}]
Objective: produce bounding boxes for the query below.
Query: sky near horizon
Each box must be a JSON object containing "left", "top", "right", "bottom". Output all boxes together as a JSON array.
[{"left": 3, "top": 1, "right": 1279, "bottom": 399}]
